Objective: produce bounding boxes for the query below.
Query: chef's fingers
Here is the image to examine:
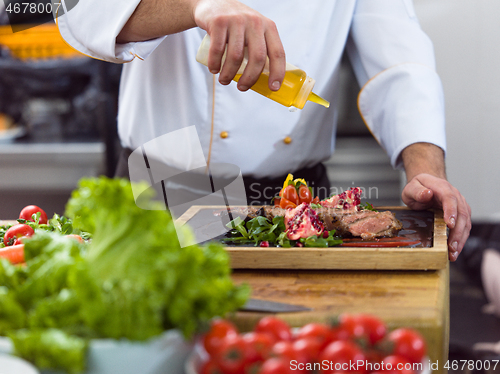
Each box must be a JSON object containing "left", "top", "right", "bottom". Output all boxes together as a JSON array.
[
  {"left": 219, "top": 26, "right": 245, "bottom": 85},
  {"left": 236, "top": 22, "right": 268, "bottom": 91},
  {"left": 448, "top": 196, "right": 472, "bottom": 261},
  {"left": 410, "top": 174, "right": 459, "bottom": 229},
  {"left": 264, "top": 26, "right": 286, "bottom": 91},
  {"left": 207, "top": 27, "right": 228, "bottom": 75},
  {"left": 401, "top": 177, "right": 434, "bottom": 210}
]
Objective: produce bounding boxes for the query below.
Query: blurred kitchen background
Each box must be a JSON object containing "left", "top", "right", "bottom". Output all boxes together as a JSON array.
[{"left": 1, "top": 0, "right": 500, "bottom": 368}]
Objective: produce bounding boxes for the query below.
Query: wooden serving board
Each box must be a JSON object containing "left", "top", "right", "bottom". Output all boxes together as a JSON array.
[{"left": 176, "top": 206, "right": 448, "bottom": 270}]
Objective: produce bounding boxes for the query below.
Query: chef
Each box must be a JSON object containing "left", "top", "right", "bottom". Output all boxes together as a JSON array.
[{"left": 55, "top": 0, "right": 471, "bottom": 261}]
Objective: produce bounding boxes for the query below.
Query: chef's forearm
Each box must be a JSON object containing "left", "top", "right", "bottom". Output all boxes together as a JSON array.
[
  {"left": 117, "top": 0, "right": 198, "bottom": 43},
  {"left": 401, "top": 142, "right": 447, "bottom": 182}
]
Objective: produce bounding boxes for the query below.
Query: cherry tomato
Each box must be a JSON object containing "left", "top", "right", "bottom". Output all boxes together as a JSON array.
[
  {"left": 215, "top": 334, "right": 247, "bottom": 374},
  {"left": 255, "top": 316, "right": 293, "bottom": 342},
  {"left": 3, "top": 224, "right": 34, "bottom": 246},
  {"left": 298, "top": 185, "right": 312, "bottom": 204},
  {"left": 387, "top": 328, "right": 426, "bottom": 364},
  {"left": 336, "top": 314, "right": 366, "bottom": 342},
  {"left": 259, "top": 357, "right": 293, "bottom": 374},
  {"left": 200, "top": 359, "right": 223, "bottom": 374},
  {"left": 203, "top": 319, "right": 238, "bottom": 356},
  {"left": 295, "top": 323, "right": 332, "bottom": 350},
  {"left": 280, "top": 197, "right": 297, "bottom": 210},
  {"left": 292, "top": 337, "right": 322, "bottom": 362},
  {"left": 242, "top": 332, "right": 274, "bottom": 362},
  {"left": 274, "top": 197, "right": 281, "bottom": 207},
  {"left": 355, "top": 314, "right": 387, "bottom": 346},
  {"left": 311, "top": 196, "right": 320, "bottom": 204},
  {"left": 282, "top": 185, "right": 299, "bottom": 206},
  {"left": 270, "top": 341, "right": 296, "bottom": 361},
  {"left": 380, "top": 355, "right": 415, "bottom": 374},
  {"left": 19, "top": 205, "right": 48, "bottom": 224},
  {"left": 319, "top": 340, "right": 368, "bottom": 374}
]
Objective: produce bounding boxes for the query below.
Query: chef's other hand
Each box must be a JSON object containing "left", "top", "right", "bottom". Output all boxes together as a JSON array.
[
  {"left": 193, "top": 0, "right": 286, "bottom": 92},
  {"left": 402, "top": 173, "right": 471, "bottom": 262}
]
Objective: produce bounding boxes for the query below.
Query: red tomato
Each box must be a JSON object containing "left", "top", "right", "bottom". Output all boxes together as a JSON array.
[
  {"left": 298, "top": 185, "right": 312, "bottom": 204},
  {"left": 282, "top": 185, "right": 299, "bottom": 206},
  {"left": 270, "top": 341, "right": 296, "bottom": 361},
  {"left": 3, "top": 224, "right": 35, "bottom": 246},
  {"left": 295, "top": 323, "right": 332, "bottom": 350},
  {"left": 242, "top": 332, "right": 274, "bottom": 362},
  {"left": 387, "top": 328, "right": 426, "bottom": 364},
  {"left": 255, "top": 316, "right": 293, "bottom": 342},
  {"left": 380, "top": 355, "right": 415, "bottom": 374},
  {"left": 311, "top": 196, "right": 320, "bottom": 204},
  {"left": 203, "top": 319, "right": 238, "bottom": 356},
  {"left": 355, "top": 314, "right": 387, "bottom": 346},
  {"left": 200, "top": 359, "right": 223, "bottom": 374},
  {"left": 280, "top": 197, "right": 297, "bottom": 210},
  {"left": 319, "top": 340, "right": 368, "bottom": 374},
  {"left": 260, "top": 357, "right": 293, "bottom": 374},
  {"left": 19, "top": 205, "right": 48, "bottom": 224},
  {"left": 336, "top": 314, "right": 366, "bottom": 341},
  {"left": 215, "top": 334, "right": 247, "bottom": 374},
  {"left": 274, "top": 197, "right": 282, "bottom": 207},
  {"left": 292, "top": 337, "right": 322, "bottom": 362}
]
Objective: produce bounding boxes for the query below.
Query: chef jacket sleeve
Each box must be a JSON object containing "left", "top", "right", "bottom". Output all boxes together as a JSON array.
[
  {"left": 54, "top": 0, "right": 165, "bottom": 63},
  {"left": 347, "top": 0, "right": 446, "bottom": 170}
]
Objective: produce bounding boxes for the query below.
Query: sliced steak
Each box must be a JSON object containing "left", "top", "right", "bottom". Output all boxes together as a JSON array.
[
  {"left": 344, "top": 211, "right": 403, "bottom": 240},
  {"left": 219, "top": 205, "right": 402, "bottom": 239}
]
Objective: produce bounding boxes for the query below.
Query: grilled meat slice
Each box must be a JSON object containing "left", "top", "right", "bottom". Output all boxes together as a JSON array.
[{"left": 318, "top": 208, "right": 402, "bottom": 239}]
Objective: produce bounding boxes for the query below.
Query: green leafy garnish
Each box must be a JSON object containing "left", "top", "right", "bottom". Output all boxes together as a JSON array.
[
  {"left": 360, "top": 202, "right": 377, "bottom": 211},
  {"left": 225, "top": 215, "right": 286, "bottom": 246},
  {"left": 299, "top": 230, "right": 343, "bottom": 248},
  {"left": 224, "top": 214, "right": 342, "bottom": 248}
]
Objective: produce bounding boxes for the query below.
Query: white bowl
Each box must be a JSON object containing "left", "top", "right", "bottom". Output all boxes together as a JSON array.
[
  {"left": 0, "top": 354, "right": 40, "bottom": 374},
  {"left": 0, "top": 330, "right": 193, "bottom": 374}
]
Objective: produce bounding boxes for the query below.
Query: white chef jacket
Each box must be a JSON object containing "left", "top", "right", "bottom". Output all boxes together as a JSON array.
[{"left": 56, "top": 0, "right": 446, "bottom": 179}]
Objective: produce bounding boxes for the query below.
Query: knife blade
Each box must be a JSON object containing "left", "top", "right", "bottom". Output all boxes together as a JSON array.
[{"left": 240, "top": 298, "right": 312, "bottom": 313}]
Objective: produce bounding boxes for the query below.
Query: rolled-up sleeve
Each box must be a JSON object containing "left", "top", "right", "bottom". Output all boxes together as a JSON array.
[
  {"left": 347, "top": 0, "right": 446, "bottom": 169},
  {"left": 55, "top": 0, "right": 165, "bottom": 63}
]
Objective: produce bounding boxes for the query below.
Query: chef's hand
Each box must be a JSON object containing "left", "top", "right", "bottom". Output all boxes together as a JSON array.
[
  {"left": 402, "top": 174, "right": 471, "bottom": 261},
  {"left": 401, "top": 143, "right": 471, "bottom": 262},
  {"left": 193, "top": 0, "right": 286, "bottom": 92}
]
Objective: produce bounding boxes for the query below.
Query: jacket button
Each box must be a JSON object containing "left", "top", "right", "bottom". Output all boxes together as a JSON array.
[
  {"left": 284, "top": 136, "right": 292, "bottom": 144},
  {"left": 220, "top": 131, "right": 228, "bottom": 139}
]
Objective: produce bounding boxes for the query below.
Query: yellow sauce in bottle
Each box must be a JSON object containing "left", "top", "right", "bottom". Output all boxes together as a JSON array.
[
  {"left": 197, "top": 34, "right": 329, "bottom": 109},
  {"left": 234, "top": 69, "right": 330, "bottom": 109}
]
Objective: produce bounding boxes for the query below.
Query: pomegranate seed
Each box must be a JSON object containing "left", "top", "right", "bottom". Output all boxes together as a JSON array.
[
  {"left": 260, "top": 241, "right": 270, "bottom": 247},
  {"left": 296, "top": 242, "right": 304, "bottom": 247},
  {"left": 322, "top": 230, "right": 329, "bottom": 238}
]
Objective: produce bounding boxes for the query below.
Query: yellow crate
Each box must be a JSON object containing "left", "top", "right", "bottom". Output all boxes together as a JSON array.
[{"left": 0, "top": 23, "right": 83, "bottom": 60}]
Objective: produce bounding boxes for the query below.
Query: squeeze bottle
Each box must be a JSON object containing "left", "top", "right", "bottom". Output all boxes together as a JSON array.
[{"left": 196, "top": 34, "right": 329, "bottom": 110}]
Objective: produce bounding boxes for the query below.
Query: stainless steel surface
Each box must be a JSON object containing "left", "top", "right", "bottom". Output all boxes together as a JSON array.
[{"left": 0, "top": 142, "right": 105, "bottom": 190}]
